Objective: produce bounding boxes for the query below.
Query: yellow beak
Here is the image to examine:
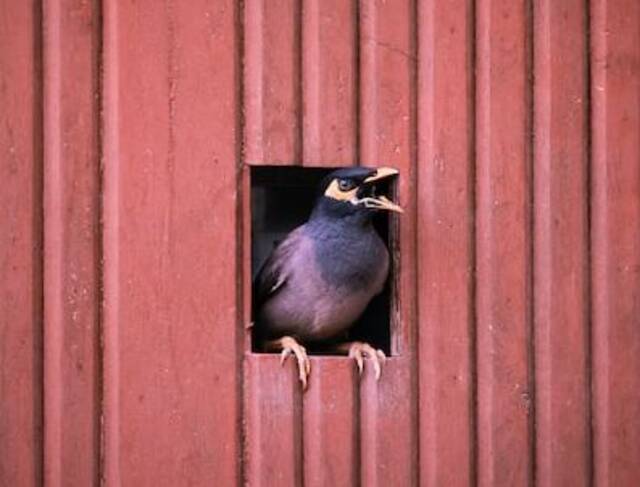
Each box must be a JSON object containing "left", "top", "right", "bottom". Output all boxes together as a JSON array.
[{"left": 358, "top": 167, "right": 403, "bottom": 213}]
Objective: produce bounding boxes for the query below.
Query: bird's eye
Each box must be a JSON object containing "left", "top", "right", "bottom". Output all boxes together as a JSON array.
[{"left": 338, "top": 179, "right": 355, "bottom": 192}]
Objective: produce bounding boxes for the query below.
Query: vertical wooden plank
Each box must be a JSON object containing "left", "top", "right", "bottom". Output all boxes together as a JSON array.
[
  {"left": 360, "top": 1, "right": 417, "bottom": 485},
  {"left": 299, "top": 3, "right": 360, "bottom": 481},
  {"left": 243, "top": 1, "right": 306, "bottom": 482},
  {"left": 417, "top": 0, "right": 474, "bottom": 485},
  {"left": 303, "top": 358, "right": 358, "bottom": 487},
  {"left": 533, "top": 1, "right": 590, "bottom": 486},
  {"left": 265, "top": 1, "right": 363, "bottom": 482},
  {"left": 102, "top": 1, "right": 241, "bottom": 485},
  {"left": 245, "top": 355, "right": 303, "bottom": 486},
  {"left": 360, "top": 0, "right": 416, "bottom": 362},
  {"left": 591, "top": 1, "right": 640, "bottom": 485},
  {"left": 244, "top": 0, "right": 301, "bottom": 165},
  {"left": 0, "top": 1, "right": 43, "bottom": 486},
  {"left": 302, "top": 0, "right": 357, "bottom": 166},
  {"left": 42, "top": 1, "right": 101, "bottom": 485},
  {"left": 476, "top": 0, "right": 533, "bottom": 485},
  {"left": 359, "top": 361, "right": 415, "bottom": 486}
]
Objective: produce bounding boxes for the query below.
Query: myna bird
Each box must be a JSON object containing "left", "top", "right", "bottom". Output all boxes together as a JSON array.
[{"left": 253, "top": 167, "right": 402, "bottom": 388}]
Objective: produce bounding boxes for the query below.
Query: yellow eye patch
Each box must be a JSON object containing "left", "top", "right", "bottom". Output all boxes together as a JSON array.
[{"left": 324, "top": 179, "right": 359, "bottom": 201}]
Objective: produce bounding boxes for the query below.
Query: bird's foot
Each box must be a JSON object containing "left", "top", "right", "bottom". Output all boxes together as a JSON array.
[
  {"left": 347, "top": 342, "right": 386, "bottom": 380},
  {"left": 266, "top": 336, "right": 311, "bottom": 389}
]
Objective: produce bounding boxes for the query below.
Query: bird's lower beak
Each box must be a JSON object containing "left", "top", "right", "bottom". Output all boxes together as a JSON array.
[{"left": 358, "top": 195, "right": 404, "bottom": 213}]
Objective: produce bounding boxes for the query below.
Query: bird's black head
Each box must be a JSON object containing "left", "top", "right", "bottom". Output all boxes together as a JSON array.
[{"left": 310, "top": 166, "right": 403, "bottom": 222}]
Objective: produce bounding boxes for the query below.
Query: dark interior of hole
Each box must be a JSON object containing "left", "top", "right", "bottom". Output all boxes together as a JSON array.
[{"left": 251, "top": 166, "right": 393, "bottom": 356}]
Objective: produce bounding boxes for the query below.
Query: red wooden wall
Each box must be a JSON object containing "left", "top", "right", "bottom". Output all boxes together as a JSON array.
[{"left": 1, "top": 1, "right": 639, "bottom": 486}]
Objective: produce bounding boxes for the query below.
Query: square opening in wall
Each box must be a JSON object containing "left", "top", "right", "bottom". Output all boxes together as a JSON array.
[{"left": 250, "top": 165, "right": 397, "bottom": 356}]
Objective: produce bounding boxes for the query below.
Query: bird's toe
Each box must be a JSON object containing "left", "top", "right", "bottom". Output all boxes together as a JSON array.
[
  {"left": 273, "top": 336, "right": 311, "bottom": 389},
  {"left": 348, "top": 342, "right": 386, "bottom": 380}
]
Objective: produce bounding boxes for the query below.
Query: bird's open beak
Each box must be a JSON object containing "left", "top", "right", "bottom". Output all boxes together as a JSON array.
[{"left": 357, "top": 167, "right": 404, "bottom": 213}]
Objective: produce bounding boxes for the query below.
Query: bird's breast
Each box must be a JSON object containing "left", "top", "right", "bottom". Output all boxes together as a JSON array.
[
  {"left": 312, "top": 226, "right": 388, "bottom": 293},
  {"left": 260, "top": 224, "right": 389, "bottom": 342}
]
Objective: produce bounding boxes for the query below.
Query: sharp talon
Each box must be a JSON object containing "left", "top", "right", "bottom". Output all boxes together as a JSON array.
[
  {"left": 374, "top": 361, "right": 381, "bottom": 381},
  {"left": 348, "top": 347, "right": 362, "bottom": 374},
  {"left": 298, "top": 362, "right": 308, "bottom": 389},
  {"left": 270, "top": 336, "right": 310, "bottom": 390},
  {"left": 357, "top": 354, "right": 364, "bottom": 375},
  {"left": 377, "top": 350, "right": 386, "bottom": 362},
  {"left": 280, "top": 349, "right": 290, "bottom": 366}
]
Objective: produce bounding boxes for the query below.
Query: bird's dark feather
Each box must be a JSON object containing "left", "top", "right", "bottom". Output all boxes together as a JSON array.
[{"left": 252, "top": 227, "right": 302, "bottom": 312}]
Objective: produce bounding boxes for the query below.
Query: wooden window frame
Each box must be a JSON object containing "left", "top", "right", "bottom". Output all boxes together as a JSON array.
[{"left": 242, "top": 163, "right": 407, "bottom": 358}]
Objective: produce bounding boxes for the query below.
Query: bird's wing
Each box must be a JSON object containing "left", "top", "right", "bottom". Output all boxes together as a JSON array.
[{"left": 252, "top": 227, "right": 303, "bottom": 312}]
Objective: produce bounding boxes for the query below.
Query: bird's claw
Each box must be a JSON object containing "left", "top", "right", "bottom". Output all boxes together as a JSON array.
[
  {"left": 278, "top": 336, "right": 311, "bottom": 389},
  {"left": 348, "top": 342, "right": 386, "bottom": 380}
]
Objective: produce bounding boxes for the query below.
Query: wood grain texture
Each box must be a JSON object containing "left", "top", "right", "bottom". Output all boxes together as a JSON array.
[
  {"left": 244, "top": 0, "right": 301, "bottom": 165},
  {"left": 360, "top": 0, "right": 417, "bottom": 484},
  {"left": 591, "top": 0, "right": 640, "bottom": 485},
  {"left": 0, "top": 1, "right": 43, "bottom": 486},
  {"left": 476, "top": 0, "right": 533, "bottom": 485},
  {"left": 298, "top": 2, "right": 360, "bottom": 482},
  {"left": 303, "top": 358, "right": 359, "bottom": 487},
  {"left": 533, "top": 1, "right": 590, "bottom": 486},
  {"left": 245, "top": 355, "right": 303, "bottom": 487},
  {"left": 42, "top": 1, "right": 101, "bottom": 485},
  {"left": 102, "top": 1, "right": 241, "bottom": 485},
  {"left": 4, "top": 2, "right": 640, "bottom": 486},
  {"left": 302, "top": 0, "right": 357, "bottom": 166},
  {"left": 417, "top": 0, "right": 474, "bottom": 485},
  {"left": 359, "top": 360, "right": 415, "bottom": 486}
]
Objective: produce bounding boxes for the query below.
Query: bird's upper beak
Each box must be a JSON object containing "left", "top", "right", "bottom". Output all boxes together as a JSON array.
[
  {"left": 357, "top": 167, "right": 403, "bottom": 213},
  {"left": 363, "top": 167, "right": 399, "bottom": 184}
]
